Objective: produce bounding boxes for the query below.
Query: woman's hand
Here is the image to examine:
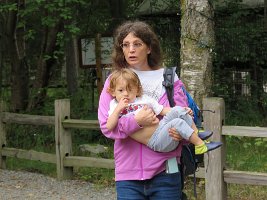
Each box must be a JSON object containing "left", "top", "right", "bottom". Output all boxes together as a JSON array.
[
  {"left": 134, "top": 105, "right": 159, "bottom": 126},
  {"left": 168, "top": 128, "right": 183, "bottom": 141},
  {"left": 185, "top": 107, "right": 193, "bottom": 116}
]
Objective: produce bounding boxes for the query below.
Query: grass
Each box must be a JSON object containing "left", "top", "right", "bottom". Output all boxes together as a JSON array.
[
  {"left": 227, "top": 184, "right": 267, "bottom": 200},
  {"left": 183, "top": 179, "right": 267, "bottom": 200},
  {"left": 6, "top": 158, "right": 57, "bottom": 177},
  {"left": 74, "top": 167, "right": 115, "bottom": 187},
  {"left": 226, "top": 137, "right": 267, "bottom": 173}
]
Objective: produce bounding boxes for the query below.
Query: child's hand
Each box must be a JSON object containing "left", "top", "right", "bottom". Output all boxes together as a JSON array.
[
  {"left": 135, "top": 105, "right": 158, "bottom": 126},
  {"left": 116, "top": 98, "right": 129, "bottom": 112},
  {"left": 185, "top": 107, "right": 193, "bottom": 116}
]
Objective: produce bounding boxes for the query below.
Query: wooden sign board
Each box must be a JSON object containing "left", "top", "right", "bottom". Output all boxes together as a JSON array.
[{"left": 79, "top": 36, "right": 113, "bottom": 68}]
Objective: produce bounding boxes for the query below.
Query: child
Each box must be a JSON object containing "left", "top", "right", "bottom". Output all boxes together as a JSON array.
[{"left": 106, "top": 68, "right": 222, "bottom": 154}]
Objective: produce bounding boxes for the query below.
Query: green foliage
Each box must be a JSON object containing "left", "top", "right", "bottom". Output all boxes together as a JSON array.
[
  {"left": 212, "top": 0, "right": 267, "bottom": 122},
  {"left": 1, "top": 0, "right": 112, "bottom": 79},
  {"left": 214, "top": 1, "right": 267, "bottom": 67},
  {"left": 224, "top": 97, "right": 266, "bottom": 126},
  {"left": 5, "top": 84, "right": 98, "bottom": 149},
  {"left": 0, "top": 2, "right": 17, "bottom": 12},
  {"left": 69, "top": 88, "right": 98, "bottom": 119},
  {"left": 226, "top": 137, "right": 267, "bottom": 172},
  {"left": 6, "top": 124, "right": 55, "bottom": 151}
]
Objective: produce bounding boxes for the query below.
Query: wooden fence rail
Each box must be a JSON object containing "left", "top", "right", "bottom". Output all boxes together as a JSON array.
[{"left": 0, "top": 98, "right": 266, "bottom": 199}]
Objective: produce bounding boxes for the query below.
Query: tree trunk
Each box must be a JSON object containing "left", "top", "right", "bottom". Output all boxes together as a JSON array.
[
  {"left": 251, "top": 63, "right": 266, "bottom": 118},
  {"left": 0, "top": 19, "right": 3, "bottom": 97},
  {"left": 265, "top": 0, "right": 267, "bottom": 31},
  {"left": 65, "top": 37, "right": 79, "bottom": 96},
  {"left": 6, "top": 0, "right": 29, "bottom": 112},
  {"left": 180, "top": 0, "right": 215, "bottom": 109},
  {"left": 95, "top": 33, "right": 103, "bottom": 97},
  {"left": 27, "top": 23, "right": 62, "bottom": 111}
]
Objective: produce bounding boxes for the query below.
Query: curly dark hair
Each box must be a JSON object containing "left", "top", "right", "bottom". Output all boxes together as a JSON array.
[{"left": 112, "top": 20, "right": 162, "bottom": 69}]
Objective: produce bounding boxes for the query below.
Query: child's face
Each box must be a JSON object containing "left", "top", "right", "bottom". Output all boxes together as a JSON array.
[{"left": 112, "top": 77, "right": 138, "bottom": 103}]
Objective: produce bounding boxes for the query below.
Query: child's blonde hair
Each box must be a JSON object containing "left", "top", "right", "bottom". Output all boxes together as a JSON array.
[{"left": 107, "top": 68, "right": 143, "bottom": 97}]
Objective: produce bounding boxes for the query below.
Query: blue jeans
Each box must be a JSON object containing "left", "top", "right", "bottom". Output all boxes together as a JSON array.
[{"left": 116, "top": 171, "right": 182, "bottom": 200}]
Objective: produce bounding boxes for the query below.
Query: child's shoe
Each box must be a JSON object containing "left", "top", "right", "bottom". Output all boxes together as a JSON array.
[
  {"left": 198, "top": 130, "right": 213, "bottom": 140},
  {"left": 195, "top": 141, "right": 222, "bottom": 155}
]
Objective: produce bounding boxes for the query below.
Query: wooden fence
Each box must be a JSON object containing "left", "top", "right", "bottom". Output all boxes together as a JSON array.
[
  {"left": 202, "top": 98, "right": 267, "bottom": 200},
  {"left": 0, "top": 98, "right": 266, "bottom": 199},
  {"left": 0, "top": 99, "right": 114, "bottom": 180}
]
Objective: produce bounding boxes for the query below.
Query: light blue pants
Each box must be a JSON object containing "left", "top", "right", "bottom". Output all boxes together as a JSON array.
[{"left": 147, "top": 106, "right": 194, "bottom": 152}]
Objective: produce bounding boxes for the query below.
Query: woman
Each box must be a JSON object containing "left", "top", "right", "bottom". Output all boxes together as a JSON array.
[{"left": 98, "top": 20, "right": 188, "bottom": 199}]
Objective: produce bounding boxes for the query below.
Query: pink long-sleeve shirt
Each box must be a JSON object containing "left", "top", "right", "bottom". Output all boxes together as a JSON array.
[{"left": 98, "top": 78, "right": 188, "bottom": 181}]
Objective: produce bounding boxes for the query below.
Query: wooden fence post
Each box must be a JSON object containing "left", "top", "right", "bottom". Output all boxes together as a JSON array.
[
  {"left": 55, "top": 99, "right": 73, "bottom": 180},
  {"left": 0, "top": 100, "right": 7, "bottom": 169},
  {"left": 203, "top": 97, "right": 227, "bottom": 200}
]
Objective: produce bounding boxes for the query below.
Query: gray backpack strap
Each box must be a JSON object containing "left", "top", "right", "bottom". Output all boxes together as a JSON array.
[{"left": 162, "top": 67, "right": 176, "bottom": 107}]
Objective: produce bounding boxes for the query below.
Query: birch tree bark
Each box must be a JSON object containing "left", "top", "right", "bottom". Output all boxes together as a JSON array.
[{"left": 180, "top": 0, "right": 215, "bottom": 108}]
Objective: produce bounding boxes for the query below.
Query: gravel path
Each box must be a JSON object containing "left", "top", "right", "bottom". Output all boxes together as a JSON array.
[{"left": 0, "top": 169, "right": 116, "bottom": 200}]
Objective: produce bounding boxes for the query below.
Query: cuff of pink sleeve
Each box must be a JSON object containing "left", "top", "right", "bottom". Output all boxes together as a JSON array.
[{"left": 127, "top": 115, "right": 143, "bottom": 135}]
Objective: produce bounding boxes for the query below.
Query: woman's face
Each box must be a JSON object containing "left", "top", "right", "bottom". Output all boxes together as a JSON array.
[{"left": 121, "top": 33, "right": 151, "bottom": 70}]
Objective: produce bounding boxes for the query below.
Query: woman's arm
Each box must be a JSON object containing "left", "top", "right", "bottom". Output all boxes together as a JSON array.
[
  {"left": 168, "top": 79, "right": 190, "bottom": 141},
  {"left": 173, "top": 79, "right": 188, "bottom": 107}
]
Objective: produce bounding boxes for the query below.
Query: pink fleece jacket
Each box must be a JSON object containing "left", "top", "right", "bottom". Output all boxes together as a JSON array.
[{"left": 98, "top": 78, "right": 188, "bottom": 181}]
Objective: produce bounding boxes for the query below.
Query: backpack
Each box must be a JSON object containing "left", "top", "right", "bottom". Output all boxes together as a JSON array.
[
  {"left": 163, "top": 67, "right": 203, "bottom": 128},
  {"left": 162, "top": 67, "right": 204, "bottom": 199}
]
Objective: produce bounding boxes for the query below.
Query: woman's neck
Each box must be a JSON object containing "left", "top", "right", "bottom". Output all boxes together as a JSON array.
[{"left": 129, "top": 64, "right": 152, "bottom": 71}]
